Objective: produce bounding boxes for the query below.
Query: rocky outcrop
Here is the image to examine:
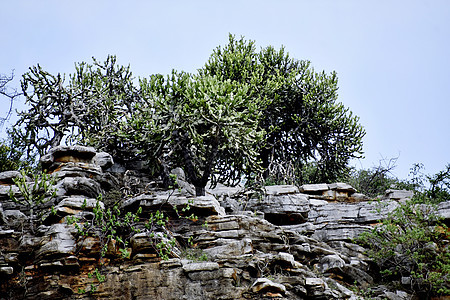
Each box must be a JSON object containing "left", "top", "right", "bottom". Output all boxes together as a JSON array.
[{"left": 0, "top": 146, "right": 448, "bottom": 299}]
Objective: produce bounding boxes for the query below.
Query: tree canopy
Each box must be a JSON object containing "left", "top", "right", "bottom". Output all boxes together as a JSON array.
[
  {"left": 127, "top": 71, "right": 265, "bottom": 195},
  {"left": 9, "top": 35, "right": 365, "bottom": 195},
  {"left": 200, "top": 35, "right": 365, "bottom": 183}
]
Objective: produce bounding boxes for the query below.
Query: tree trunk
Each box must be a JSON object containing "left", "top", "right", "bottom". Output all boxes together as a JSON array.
[{"left": 195, "top": 185, "right": 205, "bottom": 197}]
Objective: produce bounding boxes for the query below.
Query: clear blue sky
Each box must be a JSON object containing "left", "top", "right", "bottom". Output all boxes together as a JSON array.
[{"left": 1, "top": 1, "right": 449, "bottom": 180}]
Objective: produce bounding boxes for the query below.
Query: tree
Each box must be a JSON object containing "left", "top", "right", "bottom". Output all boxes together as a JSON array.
[
  {"left": 200, "top": 34, "right": 365, "bottom": 184},
  {"left": 11, "top": 56, "right": 138, "bottom": 162},
  {"left": 126, "top": 71, "right": 265, "bottom": 196},
  {"left": 0, "top": 71, "right": 21, "bottom": 128}
]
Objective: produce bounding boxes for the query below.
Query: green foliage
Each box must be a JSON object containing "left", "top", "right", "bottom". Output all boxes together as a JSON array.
[
  {"left": 9, "top": 169, "right": 56, "bottom": 231},
  {"left": 67, "top": 194, "right": 141, "bottom": 259},
  {"left": 345, "top": 158, "right": 415, "bottom": 198},
  {"left": 128, "top": 71, "right": 266, "bottom": 195},
  {"left": 12, "top": 55, "right": 138, "bottom": 162},
  {"left": 11, "top": 35, "right": 365, "bottom": 191},
  {"left": 200, "top": 34, "right": 365, "bottom": 184},
  {"left": 0, "top": 140, "right": 28, "bottom": 172},
  {"left": 182, "top": 248, "right": 209, "bottom": 262},
  {"left": 357, "top": 198, "right": 449, "bottom": 297},
  {"left": 419, "top": 163, "right": 450, "bottom": 204}
]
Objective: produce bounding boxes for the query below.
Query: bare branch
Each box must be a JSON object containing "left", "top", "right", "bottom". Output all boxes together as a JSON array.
[{"left": 0, "top": 71, "right": 21, "bottom": 128}]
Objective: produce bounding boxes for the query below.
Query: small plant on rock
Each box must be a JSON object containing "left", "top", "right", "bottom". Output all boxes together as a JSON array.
[{"left": 9, "top": 169, "right": 56, "bottom": 231}]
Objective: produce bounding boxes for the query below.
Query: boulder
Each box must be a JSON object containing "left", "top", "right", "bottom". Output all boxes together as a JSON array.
[
  {"left": 251, "top": 278, "right": 287, "bottom": 294},
  {"left": 122, "top": 192, "right": 225, "bottom": 217},
  {"left": 245, "top": 190, "right": 309, "bottom": 225},
  {"left": 40, "top": 145, "right": 98, "bottom": 171}
]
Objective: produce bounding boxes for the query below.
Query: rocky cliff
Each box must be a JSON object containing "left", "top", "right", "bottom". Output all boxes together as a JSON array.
[{"left": 0, "top": 146, "right": 449, "bottom": 299}]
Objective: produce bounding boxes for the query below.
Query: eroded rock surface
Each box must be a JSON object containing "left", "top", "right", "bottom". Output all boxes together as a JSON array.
[{"left": 0, "top": 146, "right": 448, "bottom": 299}]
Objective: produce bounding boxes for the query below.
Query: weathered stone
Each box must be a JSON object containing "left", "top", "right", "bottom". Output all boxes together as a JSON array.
[
  {"left": 251, "top": 277, "right": 286, "bottom": 294},
  {"left": 384, "top": 189, "right": 414, "bottom": 200},
  {"left": 55, "top": 176, "right": 102, "bottom": 198},
  {"left": 203, "top": 238, "right": 253, "bottom": 258},
  {"left": 274, "top": 252, "right": 303, "bottom": 269},
  {"left": 305, "top": 277, "right": 325, "bottom": 287},
  {"left": 92, "top": 151, "right": 114, "bottom": 169},
  {"left": 36, "top": 223, "right": 76, "bottom": 259},
  {"left": 0, "top": 171, "right": 26, "bottom": 185},
  {"left": 3, "top": 210, "right": 27, "bottom": 227},
  {"left": 0, "top": 266, "right": 13, "bottom": 275},
  {"left": 55, "top": 196, "right": 103, "bottom": 212},
  {"left": 40, "top": 145, "right": 97, "bottom": 171},
  {"left": 4, "top": 147, "right": 448, "bottom": 300},
  {"left": 328, "top": 182, "right": 356, "bottom": 192},
  {"left": 300, "top": 183, "right": 329, "bottom": 193},
  {"left": 311, "top": 223, "right": 372, "bottom": 242},
  {"left": 316, "top": 254, "right": 345, "bottom": 273},
  {"left": 182, "top": 261, "right": 219, "bottom": 272},
  {"left": 438, "top": 200, "right": 450, "bottom": 219},
  {"left": 246, "top": 193, "right": 309, "bottom": 225},
  {"left": 384, "top": 290, "right": 411, "bottom": 300},
  {"left": 123, "top": 192, "right": 225, "bottom": 217},
  {"left": 264, "top": 185, "right": 300, "bottom": 195}
]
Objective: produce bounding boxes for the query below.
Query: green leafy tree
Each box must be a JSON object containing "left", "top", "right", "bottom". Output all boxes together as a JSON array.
[
  {"left": 127, "top": 71, "right": 265, "bottom": 196},
  {"left": 200, "top": 34, "right": 365, "bottom": 184},
  {"left": 11, "top": 56, "right": 138, "bottom": 162}
]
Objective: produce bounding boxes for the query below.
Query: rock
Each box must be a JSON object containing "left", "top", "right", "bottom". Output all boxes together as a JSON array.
[
  {"left": 305, "top": 277, "right": 326, "bottom": 288},
  {"left": 5, "top": 146, "right": 441, "bottom": 300},
  {"left": 92, "top": 152, "right": 114, "bottom": 170},
  {"left": 55, "top": 176, "right": 102, "bottom": 198},
  {"left": 3, "top": 210, "right": 27, "bottom": 228},
  {"left": 0, "top": 171, "right": 26, "bottom": 185},
  {"left": 251, "top": 277, "right": 286, "bottom": 294},
  {"left": 328, "top": 183, "right": 356, "bottom": 192},
  {"left": 246, "top": 192, "right": 309, "bottom": 225},
  {"left": 36, "top": 223, "right": 76, "bottom": 259},
  {"left": 182, "top": 261, "right": 220, "bottom": 272},
  {"left": 384, "top": 189, "right": 414, "bottom": 200},
  {"left": 316, "top": 254, "right": 345, "bottom": 273},
  {"left": 55, "top": 196, "right": 103, "bottom": 211},
  {"left": 311, "top": 223, "right": 372, "bottom": 242},
  {"left": 384, "top": 290, "right": 411, "bottom": 300},
  {"left": 40, "top": 145, "right": 98, "bottom": 171},
  {"left": 0, "top": 266, "right": 13, "bottom": 275},
  {"left": 300, "top": 183, "right": 329, "bottom": 193},
  {"left": 203, "top": 238, "right": 253, "bottom": 258},
  {"left": 170, "top": 168, "right": 195, "bottom": 196},
  {"left": 123, "top": 192, "right": 225, "bottom": 217},
  {"left": 438, "top": 200, "right": 450, "bottom": 219},
  {"left": 264, "top": 185, "right": 300, "bottom": 195},
  {"left": 275, "top": 252, "right": 303, "bottom": 269}
]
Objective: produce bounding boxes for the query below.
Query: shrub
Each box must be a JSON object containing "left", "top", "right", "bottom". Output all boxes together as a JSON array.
[{"left": 357, "top": 198, "right": 449, "bottom": 297}]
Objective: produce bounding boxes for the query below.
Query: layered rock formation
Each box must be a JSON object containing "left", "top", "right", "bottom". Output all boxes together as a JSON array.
[{"left": 0, "top": 146, "right": 448, "bottom": 299}]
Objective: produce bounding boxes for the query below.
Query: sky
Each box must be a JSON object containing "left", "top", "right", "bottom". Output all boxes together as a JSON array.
[{"left": 1, "top": 1, "right": 449, "bottom": 180}]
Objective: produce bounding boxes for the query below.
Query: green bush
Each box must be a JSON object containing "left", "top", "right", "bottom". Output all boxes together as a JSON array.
[
  {"left": 357, "top": 198, "right": 449, "bottom": 297},
  {"left": 344, "top": 158, "right": 415, "bottom": 198}
]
